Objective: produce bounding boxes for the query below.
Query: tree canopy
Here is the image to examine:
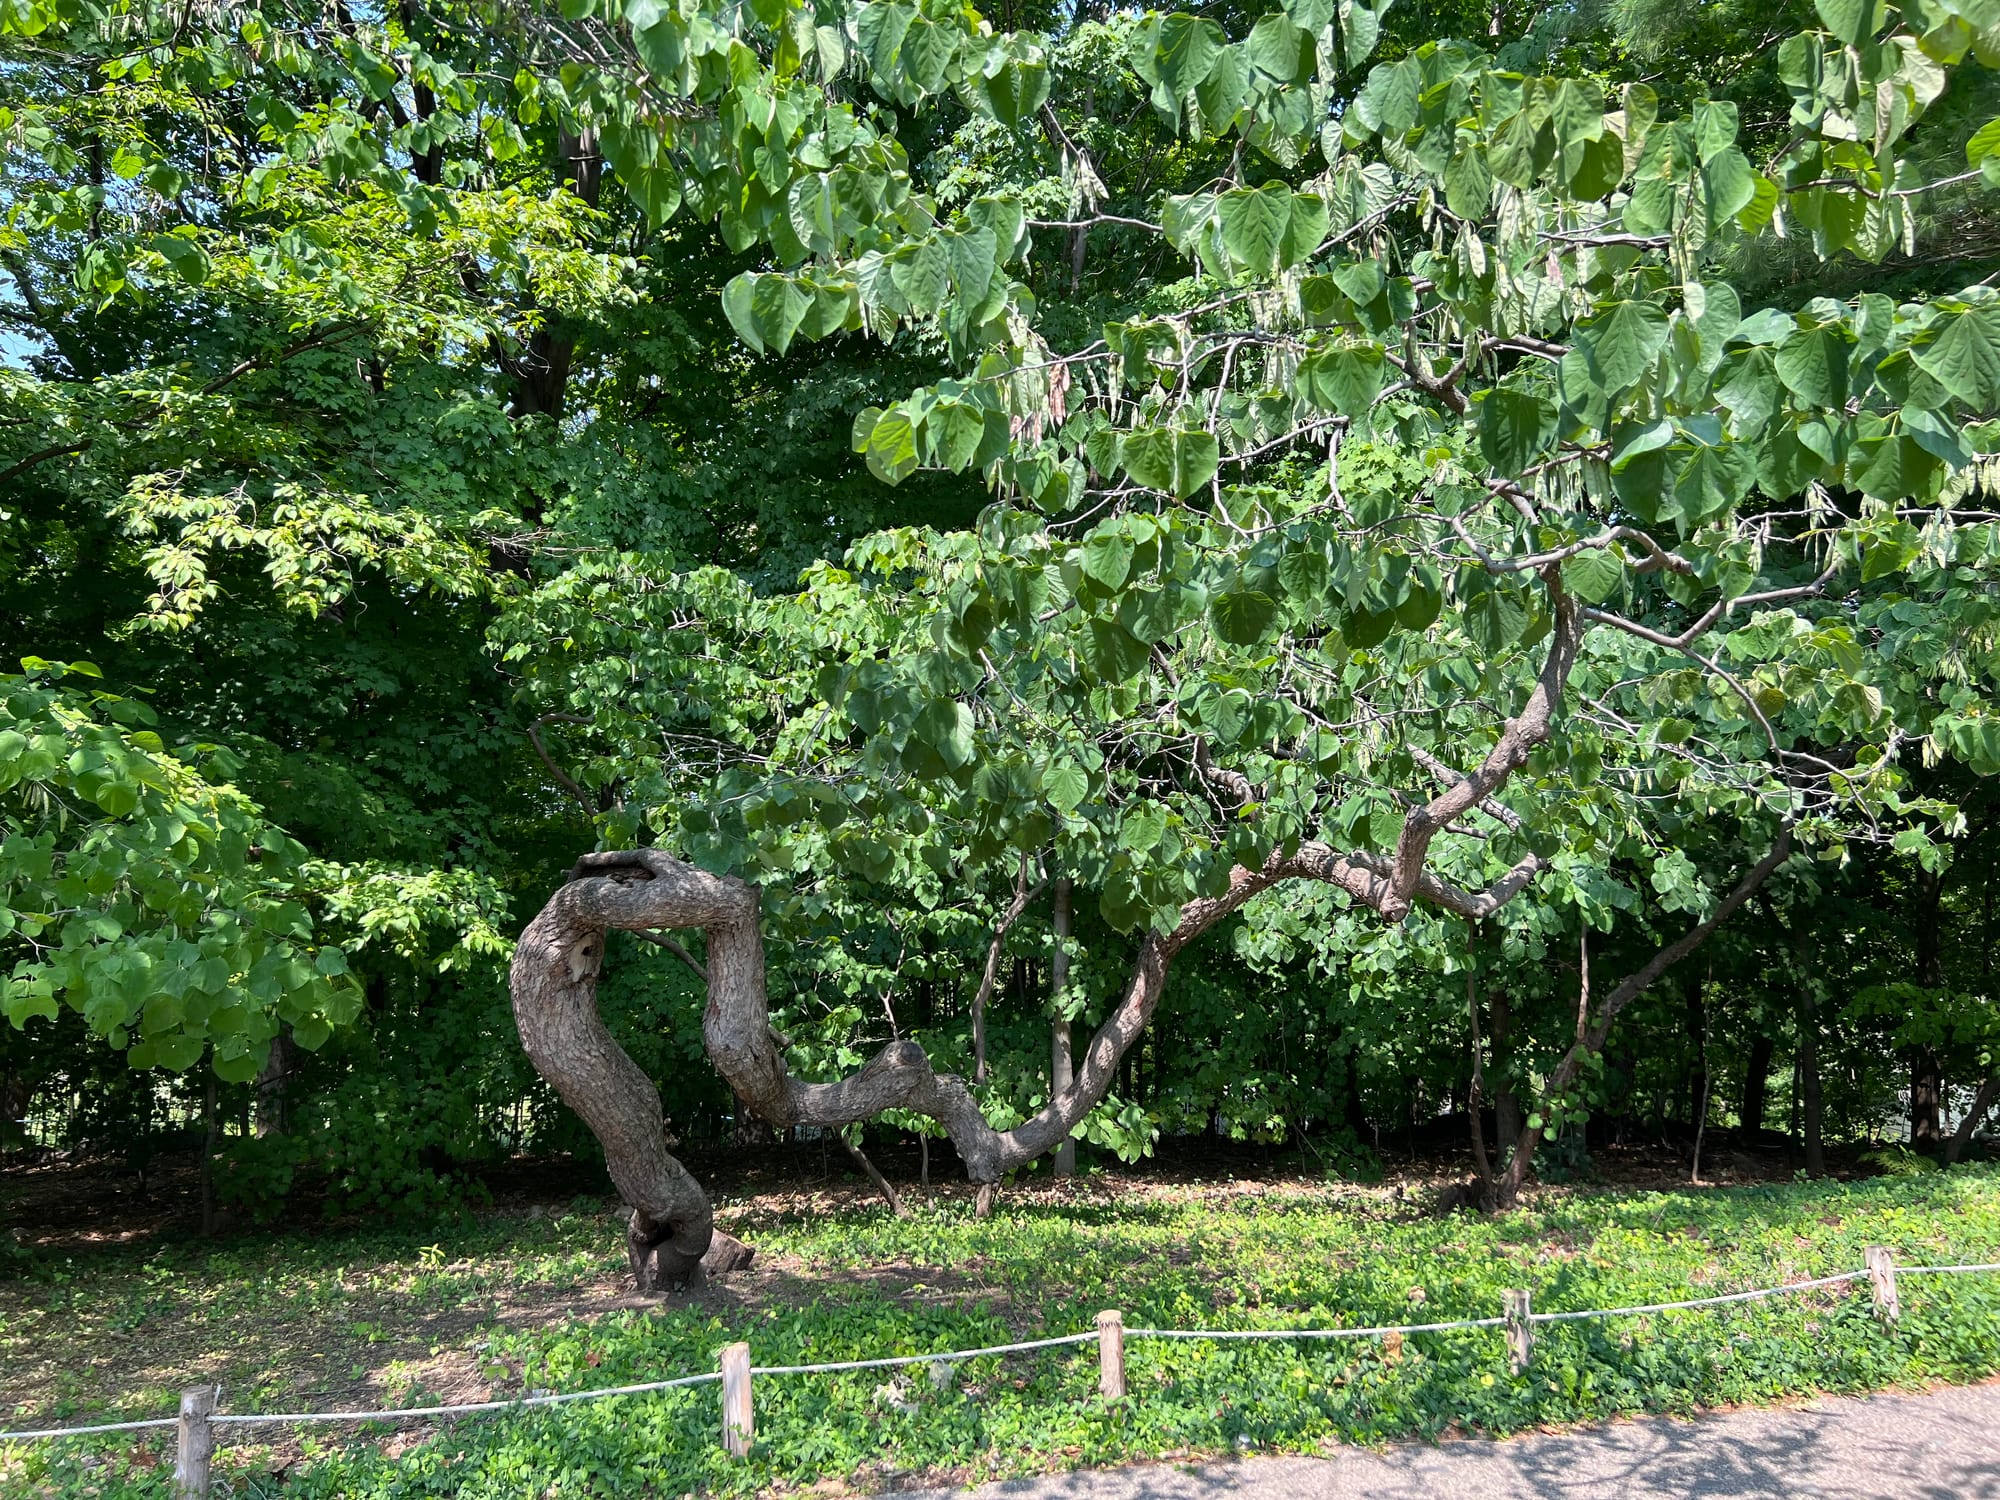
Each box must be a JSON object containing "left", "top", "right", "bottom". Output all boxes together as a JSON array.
[{"left": 5, "top": 0, "right": 2000, "bottom": 1263}]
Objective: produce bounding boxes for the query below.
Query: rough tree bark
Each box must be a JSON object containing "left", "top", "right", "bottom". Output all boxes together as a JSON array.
[
  {"left": 510, "top": 604, "right": 1590, "bottom": 1285},
  {"left": 253, "top": 1031, "right": 293, "bottom": 1138},
  {"left": 504, "top": 129, "right": 600, "bottom": 425}
]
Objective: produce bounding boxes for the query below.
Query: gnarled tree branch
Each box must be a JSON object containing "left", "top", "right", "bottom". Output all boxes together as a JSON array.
[
  {"left": 510, "top": 606, "right": 1599, "bottom": 1284},
  {"left": 1384, "top": 594, "right": 1582, "bottom": 919}
]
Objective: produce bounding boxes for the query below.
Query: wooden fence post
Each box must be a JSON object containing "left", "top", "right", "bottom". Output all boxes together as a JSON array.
[
  {"left": 1096, "top": 1309, "right": 1126, "bottom": 1399},
  {"left": 1865, "top": 1246, "right": 1900, "bottom": 1325},
  {"left": 1504, "top": 1289, "right": 1533, "bottom": 1375},
  {"left": 720, "top": 1341, "right": 753, "bottom": 1456},
  {"left": 175, "top": 1385, "right": 215, "bottom": 1499}
]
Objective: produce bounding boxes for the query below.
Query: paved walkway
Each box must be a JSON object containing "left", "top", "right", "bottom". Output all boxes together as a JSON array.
[{"left": 906, "top": 1382, "right": 2000, "bottom": 1499}]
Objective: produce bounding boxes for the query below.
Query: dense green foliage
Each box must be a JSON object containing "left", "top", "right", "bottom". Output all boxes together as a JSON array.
[
  {"left": 3, "top": 0, "right": 2000, "bottom": 1221},
  {"left": 7, "top": 1171, "right": 2000, "bottom": 1493}
]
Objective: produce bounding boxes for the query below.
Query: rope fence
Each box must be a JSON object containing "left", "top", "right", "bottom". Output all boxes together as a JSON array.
[
  {"left": 746, "top": 1329, "right": 1100, "bottom": 1378},
  {"left": 3, "top": 1247, "right": 1993, "bottom": 1495},
  {"left": 1128, "top": 1315, "right": 1508, "bottom": 1340}
]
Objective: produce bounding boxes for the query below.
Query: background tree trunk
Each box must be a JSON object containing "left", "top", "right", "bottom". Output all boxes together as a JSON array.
[
  {"left": 1691, "top": 980, "right": 1710, "bottom": 1183},
  {"left": 1741, "top": 1032, "right": 1774, "bottom": 1138},
  {"left": 1911, "top": 865, "right": 1946, "bottom": 1151},
  {"left": 1489, "top": 986, "right": 1520, "bottom": 1166},
  {"left": 1684, "top": 968, "right": 1708, "bottom": 1131},
  {"left": 1800, "top": 989, "right": 1826, "bottom": 1177},
  {"left": 1493, "top": 833, "right": 1791, "bottom": 1209},
  {"left": 1763, "top": 893, "right": 1826, "bottom": 1176},
  {"left": 505, "top": 129, "right": 600, "bottom": 424},
  {"left": 199, "top": 1072, "right": 217, "bottom": 1238},
  {"left": 1051, "top": 878, "right": 1075, "bottom": 1178},
  {"left": 840, "top": 1133, "right": 907, "bottom": 1216},
  {"left": 253, "top": 1031, "right": 292, "bottom": 1138},
  {"left": 1946, "top": 1076, "right": 1998, "bottom": 1165}
]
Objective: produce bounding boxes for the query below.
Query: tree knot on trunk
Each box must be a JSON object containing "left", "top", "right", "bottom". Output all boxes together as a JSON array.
[{"left": 564, "top": 937, "right": 601, "bottom": 983}]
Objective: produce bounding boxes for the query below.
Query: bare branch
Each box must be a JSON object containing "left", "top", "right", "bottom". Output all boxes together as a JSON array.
[
  {"left": 1588, "top": 828, "right": 1795, "bottom": 1046},
  {"left": 1194, "top": 738, "right": 1258, "bottom": 809},
  {"left": 1385, "top": 593, "right": 1584, "bottom": 920},
  {"left": 1459, "top": 522, "right": 1697, "bottom": 579},
  {"left": 1580, "top": 607, "right": 1783, "bottom": 755},
  {"left": 526, "top": 712, "right": 597, "bottom": 818},
  {"left": 628, "top": 927, "right": 708, "bottom": 982},
  {"left": 1581, "top": 560, "right": 1840, "bottom": 655},
  {"left": 191, "top": 322, "right": 365, "bottom": 400},
  {"left": 1027, "top": 215, "right": 1162, "bottom": 233},
  {"left": 1407, "top": 745, "right": 1525, "bottom": 831},
  {"left": 0, "top": 441, "right": 89, "bottom": 488},
  {"left": 1540, "top": 230, "right": 1671, "bottom": 249},
  {"left": 840, "top": 1131, "right": 908, "bottom": 1216}
]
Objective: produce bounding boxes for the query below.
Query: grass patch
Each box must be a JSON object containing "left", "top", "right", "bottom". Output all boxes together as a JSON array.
[{"left": 6, "top": 1168, "right": 2000, "bottom": 1497}]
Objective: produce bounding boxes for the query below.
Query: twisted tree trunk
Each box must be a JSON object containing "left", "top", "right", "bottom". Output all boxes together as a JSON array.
[
  {"left": 510, "top": 841, "right": 1544, "bottom": 1283},
  {"left": 513, "top": 831, "right": 1583, "bottom": 1283},
  {"left": 511, "top": 605, "right": 1589, "bottom": 1285},
  {"left": 510, "top": 860, "right": 733, "bottom": 1288}
]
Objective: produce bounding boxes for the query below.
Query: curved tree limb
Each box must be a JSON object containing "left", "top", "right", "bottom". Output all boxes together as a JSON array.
[
  {"left": 628, "top": 927, "right": 708, "bottom": 982},
  {"left": 511, "top": 603, "right": 1597, "bottom": 1284},
  {"left": 526, "top": 712, "right": 597, "bottom": 818},
  {"left": 840, "top": 1130, "right": 908, "bottom": 1216},
  {"left": 1383, "top": 595, "right": 1582, "bottom": 920},
  {"left": 509, "top": 858, "right": 726, "bottom": 1289},
  {"left": 1947, "top": 1076, "right": 1999, "bottom": 1165}
]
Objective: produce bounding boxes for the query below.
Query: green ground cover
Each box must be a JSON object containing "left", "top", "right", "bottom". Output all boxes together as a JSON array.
[{"left": 7, "top": 1168, "right": 2000, "bottom": 1498}]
